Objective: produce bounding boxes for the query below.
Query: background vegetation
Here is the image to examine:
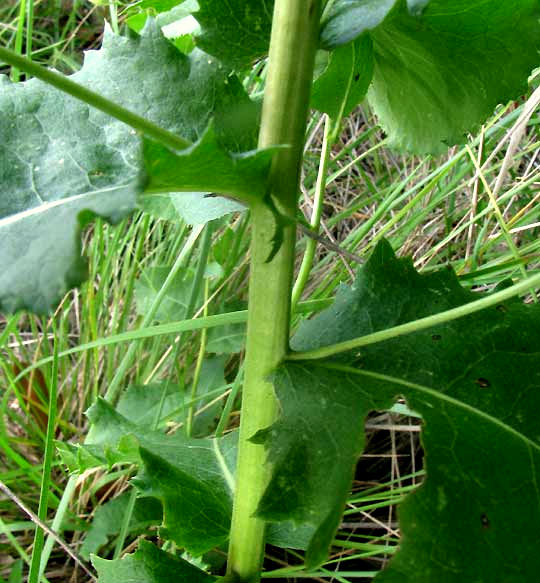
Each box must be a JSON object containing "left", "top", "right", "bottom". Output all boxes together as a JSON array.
[{"left": 0, "top": 1, "right": 539, "bottom": 581}]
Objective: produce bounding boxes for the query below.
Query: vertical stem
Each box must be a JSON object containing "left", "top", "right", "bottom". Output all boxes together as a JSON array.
[
  {"left": 26, "top": 0, "right": 34, "bottom": 60},
  {"left": 12, "top": 0, "right": 26, "bottom": 82},
  {"left": 226, "top": 1, "right": 322, "bottom": 582},
  {"left": 29, "top": 324, "right": 58, "bottom": 583},
  {"left": 291, "top": 114, "right": 334, "bottom": 309}
]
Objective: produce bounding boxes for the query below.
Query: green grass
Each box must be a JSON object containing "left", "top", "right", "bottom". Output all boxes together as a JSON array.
[{"left": 1, "top": 1, "right": 539, "bottom": 580}]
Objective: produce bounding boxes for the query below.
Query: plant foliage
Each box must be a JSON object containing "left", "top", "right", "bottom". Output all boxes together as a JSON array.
[{"left": 261, "top": 240, "right": 540, "bottom": 578}]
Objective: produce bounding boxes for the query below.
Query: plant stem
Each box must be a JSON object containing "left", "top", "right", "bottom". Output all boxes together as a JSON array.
[
  {"left": 28, "top": 326, "right": 58, "bottom": 583},
  {"left": 186, "top": 278, "right": 210, "bottom": 437},
  {"left": 292, "top": 114, "right": 334, "bottom": 308},
  {"left": 288, "top": 269, "right": 540, "bottom": 361},
  {"left": 226, "top": 1, "right": 322, "bottom": 581}
]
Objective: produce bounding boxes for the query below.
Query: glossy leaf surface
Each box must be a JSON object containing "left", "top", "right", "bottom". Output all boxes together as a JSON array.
[{"left": 260, "top": 240, "right": 540, "bottom": 578}]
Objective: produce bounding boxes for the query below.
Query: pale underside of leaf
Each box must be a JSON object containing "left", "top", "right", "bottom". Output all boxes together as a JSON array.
[{"left": 0, "top": 20, "right": 261, "bottom": 314}]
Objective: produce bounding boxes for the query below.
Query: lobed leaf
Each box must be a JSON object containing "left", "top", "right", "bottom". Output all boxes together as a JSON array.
[
  {"left": 321, "top": 0, "right": 540, "bottom": 152},
  {"left": 92, "top": 539, "right": 216, "bottom": 582},
  {"left": 65, "top": 395, "right": 312, "bottom": 555},
  {"left": 0, "top": 21, "right": 262, "bottom": 314},
  {"left": 260, "top": 240, "right": 540, "bottom": 578}
]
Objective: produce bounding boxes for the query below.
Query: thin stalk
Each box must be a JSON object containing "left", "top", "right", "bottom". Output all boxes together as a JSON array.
[
  {"left": 11, "top": 0, "right": 26, "bottom": 82},
  {"left": 108, "top": 0, "right": 119, "bottom": 34},
  {"left": 112, "top": 488, "right": 137, "bottom": 559},
  {"left": 26, "top": 0, "right": 34, "bottom": 60},
  {"left": 39, "top": 226, "right": 204, "bottom": 576},
  {"left": 292, "top": 114, "right": 334, "bottom": 308},
  {"left": 28, "top": 328, "right": 58, "bottom": 583},
  {"left": 215, "top": 363, "right": 244, "bottom": 437},
  {"left": 289, "top": 269, "right": 540, "bottom": 362},
  {"left": 0, "top": 47, "right": 191, "bottom": 152},
  {"left": 226, "top": 1, "right": 322, "bottom": 581},
  {"left": 186, "top": 278, "right": 210, "bottom": 437}
]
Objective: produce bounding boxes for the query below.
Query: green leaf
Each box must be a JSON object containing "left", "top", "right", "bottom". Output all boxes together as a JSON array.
[
  {"left": 261, "top": 240, "right": 540, "bottom": 576},
  {"left": 190, "top": 356, "right": 228, "bottom": 438},
  {"left": 61, "top": 396, "right": 315, "bottom": 553},
  {"left": 92, "top": 539, "right": 216, "bottom": 582},
  {"left": 170, "top": 192, "right": 245, "bottom": 225},
  {"left": 135, "top": 266, "right": 201, "bottom": 322},
  {"left": 321, "top": 0, "right": 397, "bottom": 49},
  {"left": 311, "top": 35, "right": 374, "bottom": 120},
  {"left": 81, "top": 492, "right": 162, "bottom": 559},
  {"left": 321, "top": 0, "right": 540, "bottom": 152},
  {"left": 84, "top": 398, "right": 237, "bottom": 555},
  {"left": 140, "top": 192, "right": 244, "bottom": 224},
  {"left": 116, "top": 382, "right": 184, "bottom": 430},
  {"left": 139, "top": 193, "right": 180, "bottom": 221},
  {"left": 127, "top": 0, "right": 200, "bottom": 46},
  {"left": 194, "top": 0, "right": 273, "bottom": 69},
  {"left": 135, "top": 448, "right": 233, "bottom": 554},
  {"left": 143, "top": 125, "right": 273, "bottom": 205},
  {"left": 0, "top": 21, "right": 261, "bottom": 314}
]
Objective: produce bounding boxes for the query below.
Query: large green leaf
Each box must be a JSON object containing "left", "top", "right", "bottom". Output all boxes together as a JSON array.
[
  {"left": 85, "top": 397, "right": 237, "bottom": 555},
  {"left": 194, "top": 0, "right": 273, "bottom": 69},
  {"left": 259, "top": 240, "right": 540, "bottom": 578},
  {"left": 92, "top": 539, "right": 216, "bottom": 582},
  {"left": 321, "top": 0, "right": 540, "bottom": 152},
  {"left": 61, "top": 396, "right": 312, "bottom": 554},
  {"left": 0, "top": 21, "right": 261, "bottom": 314}
]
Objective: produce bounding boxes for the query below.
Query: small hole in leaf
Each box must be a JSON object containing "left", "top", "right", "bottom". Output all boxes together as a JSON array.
[
  {"left": 475, "top": 378, "right": 491, "bottom": 388},
  {"left": 481, "top": 513, "right": 490, "bottom": 529},
  {"left": 354, "top": 73, "right": 360, "bottom": 82},
  {"left": 432, "top": 334, "right": 441, "bottom": 341}
]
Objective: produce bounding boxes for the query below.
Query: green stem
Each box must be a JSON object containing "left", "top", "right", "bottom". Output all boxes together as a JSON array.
[
  {"left": 108, "top": 0, "right": 119, "bottom": 34},
  {"left": 39, "top": 226, "right": 203, "bottom": 576},
  {"left": 186, "top": 279, "right": 210, "bottom": 437},
  {"left": 292, "top": 114, "right": 334, "bottom": 308},
  {"left": 26, "top": 0, "right": 34, "bottom": 60},
  {"left": 226, "top": 1, "right": 322, "bottom": 581},
  {"left": 288, "top": 269, "right": 540, "bottom": 362},
  {"left": 0, "top": 46, "right": 191, "bottom": 152},
  {"left": 28, "top": 325, "right": 58, "bottom": 583},
  {"left": 12, "top": 0, "right": 26, "bottom": 82}
]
